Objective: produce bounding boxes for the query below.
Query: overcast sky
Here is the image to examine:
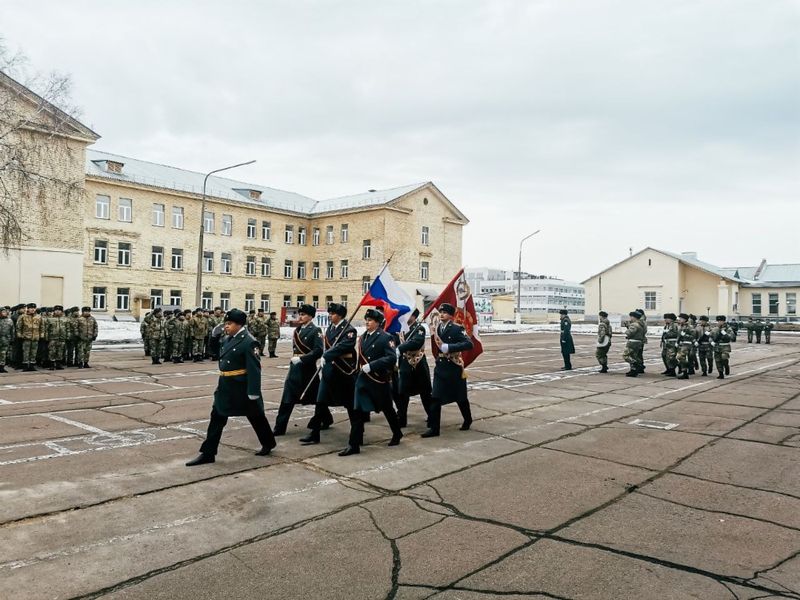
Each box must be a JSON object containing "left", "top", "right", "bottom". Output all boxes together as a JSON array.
[{"left": 3, "top": 0, "right": 798, "bottom": 281}]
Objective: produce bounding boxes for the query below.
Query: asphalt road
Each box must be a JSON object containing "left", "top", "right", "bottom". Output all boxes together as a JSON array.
[{"left": 1, "top": 332, "right": 799, "bottom": 600}]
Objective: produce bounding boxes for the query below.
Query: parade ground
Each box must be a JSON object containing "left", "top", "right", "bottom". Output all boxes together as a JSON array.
[{"left": 1, "top": 332, "right": 799, "bottom": 600}]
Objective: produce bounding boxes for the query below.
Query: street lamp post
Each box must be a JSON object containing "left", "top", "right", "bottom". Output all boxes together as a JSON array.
[
  {"left": 516, "top": 230, "right": 541, "bottom": 325},
  {"left": 194, "top": 160, "right": 256, "bottom": 307}
]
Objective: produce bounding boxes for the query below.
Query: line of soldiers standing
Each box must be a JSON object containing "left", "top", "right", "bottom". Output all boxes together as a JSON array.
[
  {"left": 744, "top": 318, "right": 774, "bottom": 344},
  {"left": 0, "top": 304, "right": 98, "bottom": 373},
  {"left": 140, "top": 307, "right": 281, "bottom": 365}
]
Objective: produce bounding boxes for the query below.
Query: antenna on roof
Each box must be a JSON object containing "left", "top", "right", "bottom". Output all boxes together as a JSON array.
[{"left": 629, "top": 247, "right": 633, "bottom": 257}]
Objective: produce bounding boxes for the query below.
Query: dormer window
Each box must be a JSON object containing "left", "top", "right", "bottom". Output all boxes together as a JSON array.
[
  {"left": 92, "top": 159, "right": 125, "bottom": 174},
  {"left": 233, "top": 188, "right": 262, "bottom": 200}
]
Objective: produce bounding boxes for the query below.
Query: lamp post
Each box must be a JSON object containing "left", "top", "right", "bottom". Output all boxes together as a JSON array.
[
  {"left": 194, "top": 160, "right": 256, "bottom": 307},
  {"left": 516, "top": 230, "right": 541, "bottom": 325}
]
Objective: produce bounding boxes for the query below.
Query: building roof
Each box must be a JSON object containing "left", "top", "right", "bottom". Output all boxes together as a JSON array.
[
  {"left": 85, "top": 149, "right": 450, "bottom": 218},
  {"left": 656, "top": 250, "right": 749, "bottom": 283}
]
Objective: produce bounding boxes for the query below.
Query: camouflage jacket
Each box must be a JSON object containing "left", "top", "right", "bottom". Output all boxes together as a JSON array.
[
  {"left": 16, "top": 314, "right": 43, "bottom": 340},
  {"left": 77, "top": 315, "right": 99, "bottom": 341},
  {"left": 189, "top": 316, "right": 209, "bottom": 339},
  {"left": 597, "top": 318, "right": 612, "bottom": 345},
  {"left": 172, "top": 319, "right": 189, "bottom": 342},
  {"left": 45, "top": 316, "right": 70, "bottom": 342},
  {"left": 266, "top": 317, "right": 280, "bottom": 339},
  {"left": 625, "top": 320, "right": 645, "bottom": 343},
  {"left": 678, "top": 322, "right": 696, "bottom": 345},
  {"left": 0, "top": 317, "right": 14, "bottom": 343},
  {"left": 710, "top": 324, "right": 734, "bottom": 346},
  {"left": 661, "top": 322, "right": 679, "bottom": 345},
  {"left": 145, "top": 317, "right": 165, "bottom": 340}
]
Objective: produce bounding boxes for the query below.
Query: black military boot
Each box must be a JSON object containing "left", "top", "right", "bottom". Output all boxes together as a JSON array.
[
  {"left": 338, "top": 445, "right": 360, "bottom": 456},
  {"left": 185, "top": 453, "right": 215, "bottom": 466},
  {"left": 664, "top": 368, "right": 676, "bottom": 377},
  {"left": 299, "top": 431, "right": 320, "bottom": 445},
  {"left": 717, "top": 372, "right": 725, "bottom": 380},
  {"left": 55, "top": 362, "right": 64, "bottom": 370},
  {"left": 172, "top": 357, "right": 181, "bottom": 364},
  {"left": 152, "top": 357, "right": 161, "bottom": 365},
  {"left": 421, "top": 428, "right": 440, "bottom": 437},
  {"left": 28, "top": 363, "right": 37, "bottom": 372},
  {"left": 0, "top": 366, "right": 6, "bottom": 373},
  {"left": 598, "top": 365, "right": 608, "bottom": 373},
  {"left": 701, "top": 369, "right": 707, "bottom": 376},
  {"left": 725, "top": 363, "right": 730, "bottom": 375},
  {"left": 677, "top": 369, "right": 689, "bottom": 380},
  {"left": 49, "top": 363, "right": 56, "bottom": 370}
]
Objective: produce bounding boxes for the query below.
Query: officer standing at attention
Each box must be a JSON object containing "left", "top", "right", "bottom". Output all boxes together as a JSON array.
[
  {"left": 300, "top": 303, "right": 357, "bottom": 445},
  {"left": 273, "top": 304, "right": 324, "bottom": 436},
  {"left": 186, "top": 308, "right": 276, "bottom": 466},
  {"left": 660, "top": 313, "right": 679, "bottom": 377},
  {"left": 623, "top": 311, "right": 646, "bottom": 377},
  {"left": 146, "top": 308, "right": 166, "bottom": 365},
  {"left": 754, "top": 318, "right": 764, "bottom": 344},
  {"left": 422, "top": 303, "right": 474, "bottom": 438},
  {"left": 559, "top": 309, "right": 575, "bottom": 370},
  {"left": 595, "top": 310, "right": 612, "bottom": 373},
  {"left": 252, "top": 308, "right": 268, "bottom": 356},
  {"left": 339, "top": 308, "right": 402, "bottom": 456},
  {"left": 16, "top": 303, "right": 43, "bottom": 372},
  {"left": 76, "top": 307, "right": 98, "bottom": 368},
  {"left": 764, "top": 319, "right": 773, "bottom": 344},
  {"left": 266, "top": 311, "right": 280, "bottom": 358},
  {"left": 396, "top": 308, "right": 433, "bottom": 427},
  {"left": 675, "top": 313, "right": 695, "bottom": 379},
  {"left": 45, "top": 305, "right": 69, "bottom": 370}
]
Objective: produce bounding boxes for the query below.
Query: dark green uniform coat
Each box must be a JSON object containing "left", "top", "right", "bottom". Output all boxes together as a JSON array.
[
  {"left": 213, "top": 328, "right": 264, "bottom": 417},
  {"left": 318, "top": 319, "right": 358, "bottom": 408},
  {"left": 281, "top": 323, "right": 323, "bottom": 406},
  {"left": 354, "top": 329, "right": 397, "bottom": 413},
  {"left": 560, "top": 315, "right": 575, "bottom": 354},
  {"left": 397, "top": 321, "right": 432, "bottom": 399},
  {"left": 431, "top": 321, "right": 473, "bottom": 405}
]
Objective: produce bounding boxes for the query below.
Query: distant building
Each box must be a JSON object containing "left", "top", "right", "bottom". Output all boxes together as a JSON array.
[{"left": 582, "top": 248, "right": 800, "bottom": 320}]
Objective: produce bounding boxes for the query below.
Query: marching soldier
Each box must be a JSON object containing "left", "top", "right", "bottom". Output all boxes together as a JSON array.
[
  {"left": 274, "top": 304, "right": 323, "bottom": 436},
  {"left": 697, "top": 316, "right": 714, "bottom": 376},
  {"left": 764, "top": 319, "right": 773, "bottom": 344},
  {"left": 300, "top": 303, "right": 357, "bottom": 445},
  {"left": 0, "top": 306, "right": 13, "bottom": 373},
  {"left": 339, "top": 308, "right": 402, "bottom": 455},
  {"left": 171, "top": 311, "right": 189, "bottom": 363},
  {"left": 190, "top": 308, "right": 209, "bottom": 362},
  {"left": 16, "top": 303, "right": 43, "bottom": 371},
  {"left": 660, "top": 313, "right": 679, "bottom": 376},
  {"left": 595, "top": 310, "right": 612, "bottom": 373},
  {"left": 145, "top": 308, "right": 166, "bottom": 365},
  {"left": 559, "top": 309, "right": 574, "bottom": 370},
  {"left": 422, "top": 303, "right": 474, "bottom": 437},
  {"left": 76, "top": 307, "right": 98, "bottom": 368},
  {"left": 266, "top": 311, "right": 280, "bottom": 358},
  {"left": 623, "top": 311, "right": 646, "bottom": 377},
  {"left": 65, "top": 307, "right": 80, "bottom": 367},
  {"left": 675, "top": 313, "right": 695, "bottom": 379},
  {"left": 140, "top": 311, "right": 153, "bottom": 357},
  {"left": 186, "top": 308, "right": 276, "bottom": 466},
  {"left": 710, "top": 315, "right": 734, "bottom": 379},
  {"left": 45, "top": 305, "right": 69, "bottom": 370},
  {"left": 396, "top": 308, "right": 433, "bottom": 427}
]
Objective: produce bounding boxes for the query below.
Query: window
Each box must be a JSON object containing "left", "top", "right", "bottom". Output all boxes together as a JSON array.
[
  {"left": 116, "top": 288, "right": 130, "bottom": 311},
  {"left": 297, "top": 295, "right": 306, "bottom": 306},
  {"left": 421, "top": 226, "right": 430, "bottom": 246},
  {"left": 362, "top": 239, "right": 371, "bottom": 260},
  {"left": 644, "top": 291, "right": 657, "bottom": 311},
  {"left": 203, "top": 251, "right": 214, "bottom": 273},
  {"left": 118, "top": 198, "right": 132, "bottom": 222},
  {"left": 201, "top": 292, "right": 213, "bottom": 310},
  {"left": 326, "top": 225, "right": 334, "bottom": 244},
  {"left": 284, "top": 225, "right": 294, "bottom": 244},
  {"left": 312, "top": 295, "right": 319, "bottom": 309},
  {"left": 246, "top": 256, "right": 256, "bottom": 276},
  {"left": 261, "top": 257, "right": 271, "bottom": 277},
  {"left": 118, "top": 242, "right": 131, "bottom": 266},
  {"left": 769, "top": 293, "right": 779, "bottom": 315},
  {"left": 326, "top": 261, "right": 334, "bottom": 279},
  {"left": 245, "top": 293, "right": 255, "bottom": 312},
  {"left": 221, "top": 214, "right": 232, "bottom": 236},
  {"left": 92, "top": 286, "right": 107, "bottom": 310},
  {"left": 298, "top": 226, "right": 307, "bottom": 245},
  {"left": 340, "top": 260, "right": 349, "bottom": 279},
  {"left": 325, "top": 295, "right": 333, "bottom": 305},
  {"left": 341, "top": 224, "right": 349, "bottom": 243},
  {"left": 170, "top": 290, "right": 182, "bottom": 306},
  {"left": 284, "top": 260, "right": 293, "bottom": 279},
  {"left": 420, "top": 261, "right": 429, "bottom": 281},
  {"left": 298, "top": 261, "right": 307, "bottom": 279},
  {"left": 787, "top": 293, "right": 796, "bottom": 315},
  {"left": 93, "top": 240, "right": 108, "bottom": 264},
  {"left": 150, "top": 289, "right": 163, "bottom": 307},
  {"left": 261, "top": 220, "right": 271, "bottom": 240},
  {"left": 752, "top": 293, "right": 762, "bottom": 315},
  {"left": 340, "top": 295, "right": 348, "bottom": 308},
  {"left": 170, "top": 248, "right": 183, "bottom": 270},
  {"left": 152, "top": 203, "right": 165, "bottom": 227},
  {"left": 172, "top": 206, "right": 184, "bottom": 229},
  {"left": 247, "top": 218, "right": 256, "bottom": 239},
  {"left": 221, "top": 253, "right": 232, "bottom": 274},
  {"left": 95, "top": 195, "right": 110, "bottom": 219},
  {"left": 204, "top": 211, "right": 215, "bottom": 233},
  {"left": 312, "top": 262, "right": 320, "bottom": 280},
  {"left": 312, "top": 227, "right": 320, "bottom": 246},
  {"left": 151, "top": 246, "right": 164, "bottom": 269},
  {"left": 283, "top": 295, "right": 292, "bottom": 308},
  {"left": 260, "top": 294, "right": 270, "bottom": 312},
  {"left": 362, "top": 276, "right": 371, "bottom": 294},
  {"left": 220, "top": 292, "right": 230, "bottom": 311}
]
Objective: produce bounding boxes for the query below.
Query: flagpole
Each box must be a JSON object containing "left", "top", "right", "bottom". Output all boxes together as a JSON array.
[
  {"left": 297, "top": 253, "right": 395, "bottom": 402},
  {"left": 421, "top": 267, "right": 464, "bottom": 321}
]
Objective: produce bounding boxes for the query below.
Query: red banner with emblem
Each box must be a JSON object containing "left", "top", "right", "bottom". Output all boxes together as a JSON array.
[{"left": 422, "top": 268, "right": 484, "bottom": 367}]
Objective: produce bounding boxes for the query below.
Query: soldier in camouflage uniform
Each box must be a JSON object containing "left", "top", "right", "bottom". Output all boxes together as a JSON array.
[
  {"left": 595, "top": 310, "right": 612, "bottom": 373},
  {"left": 16, "top": 303, "right": 43, "bottom": 371},
  {"left": 266, "top": 311, "right": 280, "bottom": 358},
  {"left": 76, "top": 307, "right": 98, "bottom": 368},
  {"left": 0, "top": 306, "right": 13, "bottom": 373},
  {"left": 754, "top": 318, "right": 764, "bottom": 343},
  {"left": 252, "top": 308, "right": 268, "bottom": 355},
  {"left": 710, "top": 315, "right": 733, "bottom": 379},
  {"left": 163, "top": 310, "right": 178, "bottom": 361},
  {"left": 140, "top": 311, "right": 153, "bottom": 357},
  {"left": 688, "top": 314, "right": 699, "bottom": 373},
  {"left": 696, "top": 315, "right": 714, "bottom": 376},
  {"left": 65, "top": 307, "right": 80, "bottom": 367},
  {"left": 660, "top": 313, "right": 679, "bottom": 377},
  {"left": 623, "top": 311, "right": 646, "bottom": 377},
  {"left": 171, "top": 312, "right": 189, "bottom": 363},
  {"left": 675, "top": 313, "right": 695, "bottom": 379},
  {"left": 146, "top": 308, "right": 166, "bottom": 365},
  {"left": 45, "top": 305, "right": 69, "bottom": 370},
  {"left": 207, "top": 307, "right": 224, "bottom": 360},
  {"left": 764, "top": 319, "right": 773, "bottom": 344},
  {"left": 180, "top": 310, "right": 192, "bottom": 359},
  {"left": 190, "top": 308, "right": 209, "bottom": 361}
]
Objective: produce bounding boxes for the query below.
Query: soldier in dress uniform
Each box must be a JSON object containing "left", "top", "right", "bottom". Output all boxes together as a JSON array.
[
  {"left": 754, "top": 319, "right": 764, "bottom": 343},
  {"left": 710, "top": 315, "right": 734, "bottom": 379},
  {"left": 266, "top": 311, "right": 280, "bottom": 358},
  {"left": 421, "top": 303, "right": 474, "bottom": 438},
  {"left": 559, "top": 309, "right": 575, "bottom": 370},
  {"left": 76, "top": 307, "right": 98, "bottom": 368},
  {"left": 696, "top": 315, "right": 714, "bottom": 376},
  {"left": 623, "top": 311, "right": 646, "bottom": 377},
  {"left": 16, "top": 303, "right": 43, "bottom": 371},
  {"left": 0, "top": 306, "right": 13, "bottom": 373},
  {"left": 660, "top": 313, "right": 679, "bottom": 376},
  {"left": 595, "top": 310, "right": 612, "bottom": 373},
  {"left": 186, "top": 308, "right": 276, "bottom": 466},
  {"left": 745, "top": 317, "right": 754, "bottom": 343},
  {"left": 675, "top": 313, "right": 695, "bottom": 379},
  {"left": 10, "top": 304, "right": 24, "bottom": 369},
  {"left": 637, "top": 308, "right": 649, "bottom": 373},
  {"left": 45, "top": 305, "right": 69, "bottom": 370},
  {"left": 339, "top": 308, "right": 403, "bottom": 456},
  {"left": 273, "top": 304, "right": 324, "bottom": 436},
  {"left": 396, "top": 308, "right": 432, "bottom": 427},
  {"left": 299, "top": 303, "right": 357, "bottom": 445},
  {"left": 163, "top": 310, "right": 177, "bottom": 362}
]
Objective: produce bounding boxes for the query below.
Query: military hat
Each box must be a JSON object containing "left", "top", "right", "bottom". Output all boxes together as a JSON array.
[
  {"left": 53, "top": 305, "right": 63, "bottom": 311},
  {"left": 81, "top": 306, "right": 91, "bottom": 312},
  {"left": 248, "top": 309, "right": 256, "bottom": 315},
  {"left": 298, "top": 304, "right": 316, "bottom": 317},
  {"left": 69, "top": 306, "right": 78, "bottom": 313},
  {"left": 637, "top": 308, "right": 646, "bottom": 317},
  {"left": 716, "top": 315, "right": 727, "bottom": 321},
  {"left": 689, "top": 314, "right": 696, "bottom": 320},
  {"left": 663, "top": 313, "right": 673, "bottom": 320},
  {"left": 629, "top": 311, "right": 640, "bottom": 318},
  {"left": 599, "top": 310, "right": 608, "bottom": 317},
  {"left": 214, "top": 306, "right": 223, "bottom": 311},
  {"left": 439, "top": 303, "right": 456, "bottom": 316},
  {"left": 559, "top": 309, "right": 569, "bottom": 315},
  {"left": 0, "top": 306, "right": 9, "bottom": 312},
  {"left": 152, "top": 307, "right": 163, "bottom": 314},
  {"left": 411, "top": 308, "right": 420, "bottom": 319},
  {"left": 364, "top": 308, "right": 384, "bottom": 323},
  {"left": 10, "top": 304, "right": 21, "bottom": 311},
  {"left": 699, "top": 315, "right": 709, "bottom": 321},
  {"left": 269, "top": 311, "right": 277, "bottom": 317},
  {"left": 224, "top": 308, "right": 247, "bottom": 325},
  {"left": 26, "top": 302, "right": 37, "bottom": 309},
  {"left": 175, "top": 309, "right": 183, "bottom": 315},
  {"left": 257, "top": 307, "right": 265, "bottom": 313},
  {"left": 328, "top": 303, "right": 347, "bottom": 318},
  {"left": 194, "top": 308, "right": 204, "bottom": 314},
  {"left": 678, "top": 313, "right": 689, "bottom": 320}
]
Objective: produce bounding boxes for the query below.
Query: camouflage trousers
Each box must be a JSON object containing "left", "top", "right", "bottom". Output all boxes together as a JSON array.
[
  {"left": 698, "top": 344, "right": 714, "bottom": 373},
  {"left": 0, "top": 339, "right": 9, "bottom": 366},
  {"left": 622, "top": 342, "right": 643, "bottom": 369},
  {"left": 595, "top": 343, "right": 610, "bottom": 367},
  {"left": 661, "top": 343, "right": 678, "bottom": 369},
  {"left": 48, "top": 340, "right": 66, "bottom": 363},
  {"left": 256, "top": 335, "right": 266, "bottom": 355},
  {"left": 150, "top": 338, "right": 163, "bottom": 359},
  {"left": 192, "top": 338, "right": 205, "bottom": 356},
  {"left": 268, "top": 338, "right": 278, "bottom": 355},
  {"left": 676, "top": 343, "right": 693, "bottom": 371},
  {"left": 689, "top": 344, "right": 699, "bottom": 369},
  {"left": 21, "top": 340, "right": 39, "bottom": 364},
  {"left": 714, "top": 344, "right": 731, "bottom": 374},
  {"left": 143, "top": 337, "right": 151, "bottom": 356},
  {"left": 172, "top": 337, "right": 185, "bottom": 359},
  {"left": 76, "top": 340, "right": 93, "bottom": 364}
]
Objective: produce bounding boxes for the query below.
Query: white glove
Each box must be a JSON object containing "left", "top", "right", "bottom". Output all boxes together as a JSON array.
[
  {"left": 320, "top": 357, "right": 326, "bottom": 366},
  {"left": 396, "top": 348, "right": 400, "bottom": 358},
  {"left": 361, "top": 363, "right": 371, "bottom": 374},
  {"left": 290, "top": 356, "right": 301, "bottom": 365},
  {"left": 248, "top": 395, "right": 259, "bottom": 400},
  {"left": 440, "top": 343, "right": 449, "bottom": 354},
  {"left": 693, "top": 341, "right": 699, "bottom": 347}
]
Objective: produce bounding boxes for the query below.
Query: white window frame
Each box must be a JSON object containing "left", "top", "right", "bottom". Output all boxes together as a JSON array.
[
  {"left": 221, "top": 214, "right": 233, "bottom": 236},
  {"left": 284, "top": 260, "right": 293, "bottom": 279},
  {"left": 362, "top": 277, "right": 371, "bottom": 294},
  {"left": 284, "top": 225, "right": 294, "bottom": 244},
  {"left": 245, "top": 294, "right": 255, "bottom": 312},
  {"left": 172, "top": 206, "right": 184, "bottom": 229},
  {"left": 204, "top": 211, "right": 215, "bottom": 233},
  {"left": 260, "top": 294, "right": 270, "bottom": 312},
  {"left": 298, "top": 226, "right": 307, "bottom": 245},
  {"left": 298, "top": 261, "right": 306, "bottom": 279},
  {"left": 768, "top": 293, "right": 779, "bottom": 316},
  {"left": 92, "top": 286, "right": 107, "bottom": 310},
  {"left": 341, "top": 260, "right": 349, "bottom": 279},
  {"left": 421, "top": 225, "right": 430, "bottom": 246},
  {"left": 117, "top": 242, "right": 131, "bottom": 266},
  {"left": 152, "top": 203, "right": 165, "bottom": 227},
  {"left": 246, "top": 256, "right": 256, "bottom": 276},
  {"left": 261, "top": 220, "right": 271, "bottom": 241},
  {"left": 150, "top": 289, "right": 163, "bottom": 307},
  {"left": 116, "top": 288, "right": 130, "bottom": 311},
  {"left": 201, "top": 292, "right": 213, "bottom": 310},
  {"left": 220, "top": 293, "right": 230, "bottom": 311},
  {"left": 752, "top": 293, "right": 762, "bottom": 315},
  {"left": 326, "top": 225, "right": 334, "bottom": 245},
  {"left": 420, "top": 261, "right": 429, "bottom": 281},
  {"left": 644, "top": 291, "right": 657, "bottom": 311},
  {"left": 283, "top": 295, "right": 292, "bottom": 308},
  {"left": 261, "top": 257, "right": 271, "bottom": 277},
  {"left": 312, "top": 228, "right": 320, "bottom": 246},
  {"left": 312, "top": 262, "right": 320, "bottom": 280},
  {"left": 203, "top": 251, "right": 214, "bottom": 273},
  {"left": 221, "top": 253, "right": 232, "bottom": 274},
  {"left": 118, "top": 198, "right": 132, "bottom": 222},
  {"left": 170, "top": 290, "right": 182, "bottom": 306},
  {"left": 93, "top": 240, "right": 108, "bottom": 264},
  {"left": 363, "top": 239, "right": 371, "bottom": 260},
  {"left": 247, "top": 218, "right": 256, "bottom": 239},
  {"left": 95, "top": 195, "right": 110, "bottom": 219},
  {"left": 326, "top": 261, "right": 334, "bottom": 279},
  {"left": 151, "top": 246, "right": 164, "bottom": 269},
  {"left": 171, "top": 248, "right": 183, "bottom": 271},
  {"left": 341, "top": 224, "right": 349, "bottom": 243},
  {"left": 787, "top": 292, "right": 797, "bottom": 315}
]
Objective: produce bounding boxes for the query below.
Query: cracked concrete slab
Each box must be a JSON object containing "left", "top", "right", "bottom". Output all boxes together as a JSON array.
[
  {"left": 471, "top": 413, "right": 587, "bottom": 445},
  {"left": 361, "top": 495, "right": 446, "bottom": 539}
]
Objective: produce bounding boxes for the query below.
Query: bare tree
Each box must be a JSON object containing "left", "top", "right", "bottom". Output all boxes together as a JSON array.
[{"left": 0, "top": 38, "right": 93, "bottom": 253}]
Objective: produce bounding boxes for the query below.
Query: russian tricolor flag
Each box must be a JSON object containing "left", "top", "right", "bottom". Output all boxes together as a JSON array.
[{"left": 360, "top": 267, "right": 415, "bottom": 333}]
